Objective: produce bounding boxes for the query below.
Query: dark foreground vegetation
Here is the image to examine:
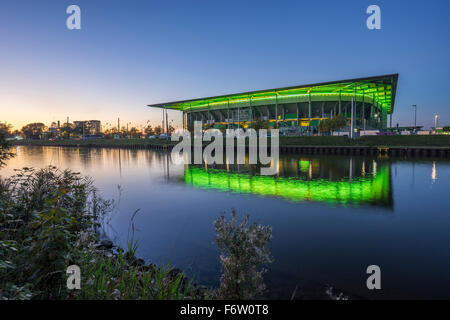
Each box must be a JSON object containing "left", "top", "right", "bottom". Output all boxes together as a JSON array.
[
  {"left": 12, "top": 134, "right": 450, "bottom": 149},
  {"left": 0, "top": 167, "right": 204, "bottom": 299}
]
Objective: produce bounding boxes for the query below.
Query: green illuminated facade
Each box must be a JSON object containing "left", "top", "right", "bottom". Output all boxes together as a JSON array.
[{"left": 148, "top": 74, "right": 398, "bottom": 133}]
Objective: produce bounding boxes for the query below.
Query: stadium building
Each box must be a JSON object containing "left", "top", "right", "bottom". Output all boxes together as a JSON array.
[{"left": 148, "top": 74, "right": 398, "bottom": 135}]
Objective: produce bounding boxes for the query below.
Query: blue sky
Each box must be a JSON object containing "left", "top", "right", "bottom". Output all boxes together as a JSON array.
[{"left": 1, "top": 0, "right": 449, "bottom": 129}]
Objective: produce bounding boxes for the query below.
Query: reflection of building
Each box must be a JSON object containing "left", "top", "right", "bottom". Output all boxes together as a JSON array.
[
  {"left": 148, "top": 74, "right": 398, "bottom": 133},
  {"left": 74, "top": 120, "right": 101, "bottom": 135},
  {"left": 184, "top": 159, "right": 393, "bottom": 207}
]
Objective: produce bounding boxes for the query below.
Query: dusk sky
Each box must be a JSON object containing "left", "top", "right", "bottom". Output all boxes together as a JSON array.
[{"left": 1, "top": 0, "right": 449, "bottom": 130}]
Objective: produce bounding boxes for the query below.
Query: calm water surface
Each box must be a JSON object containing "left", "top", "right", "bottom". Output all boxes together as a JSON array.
[{"left": 2, "top": 146, "right": 450, "bottom": 299}]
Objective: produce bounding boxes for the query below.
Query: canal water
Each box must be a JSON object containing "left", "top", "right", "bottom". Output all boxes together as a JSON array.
[{"left": 2, "top": 146, "right": 450, "bottom": 299}]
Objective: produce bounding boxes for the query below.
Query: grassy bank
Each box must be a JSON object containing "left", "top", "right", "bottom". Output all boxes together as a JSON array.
[{"left": 12, "top": 135, "right": 450, "bottom": 149}]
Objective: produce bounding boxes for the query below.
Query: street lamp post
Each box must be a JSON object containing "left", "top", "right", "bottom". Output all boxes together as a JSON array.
[{"left": 412, "top": 104, "right": 417, "bottom": 131}]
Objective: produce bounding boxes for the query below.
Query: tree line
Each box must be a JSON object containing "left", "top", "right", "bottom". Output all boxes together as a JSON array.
[{"left": 0, "top": 122, "right": 175, "bottom": 140}]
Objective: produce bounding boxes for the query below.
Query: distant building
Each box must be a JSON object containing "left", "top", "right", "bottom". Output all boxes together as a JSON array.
[
  {"left": 48, "top": 122, "right": 59, "bottom": 137},
  {"left": 74, "top": 120, "right": 101, "bottom": 135}
]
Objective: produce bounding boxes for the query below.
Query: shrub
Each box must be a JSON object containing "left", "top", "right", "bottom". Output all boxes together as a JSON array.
[
  {"left": 214, "top": 210, "right": 273, "bottom": 299},
  {"left": 0, "top": 166, "right": 111, "bottom": 299},
  {"left": 318, "top": 114, "right": 346, "bottom": 133},
  {"left": 0, "top": 122, "right": 13, "bottom": 167}
]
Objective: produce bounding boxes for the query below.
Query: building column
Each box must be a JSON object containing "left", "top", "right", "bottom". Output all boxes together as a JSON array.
[
  {"left": 208, "top": 104, "right": 211, "bottom": 126},
  {"left": 370, "top": 106, "right": 374, "bottom": 127},
  {"left": 362, "top": 93, "right": 365, "bottom": 125},
  {"left": 237, "top": 106, "right": 240, "bottom": 129},
  {"left": 308, "top": 93, "right": 312, "bottom": 134},
  {"left": 376, "top": 102, "right": 380, "bottom": 129},
  {"left": 275, "top": 94, "right": 278, "bottom": 127},
  {"left": 350, "top": 98, "right": 354, "bottom": 139},
  {"left": 249, "top": 96, "right": 252, "bottom": 128},
  {"left": 227, "top": 98, "right": 230, "bottom": 129},
  {"left": 189, "top": 112, "right": 192, "bottom": 130},
  {"left": 231, "top": 108, "right": 234, "bottom": 129}
]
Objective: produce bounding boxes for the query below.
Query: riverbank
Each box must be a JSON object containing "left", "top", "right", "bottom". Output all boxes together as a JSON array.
[
  {"left": 12, "top": 135, "right": 450, "bottom": 147},
  {"left": 12, "top": 136, "right": 450, "bottom": 157}
]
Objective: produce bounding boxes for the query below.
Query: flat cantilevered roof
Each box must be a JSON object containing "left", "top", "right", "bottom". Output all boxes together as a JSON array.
[{"left": 148, "top": 74, "right": 398, "bottom": 114}]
